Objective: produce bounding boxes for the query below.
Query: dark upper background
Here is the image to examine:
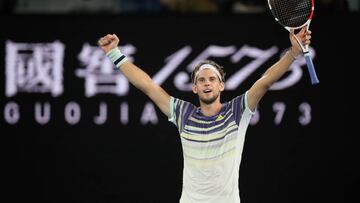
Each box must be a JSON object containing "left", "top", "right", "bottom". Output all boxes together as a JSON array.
[{"left": 0, "top": 0, "right": 357, "bottom": 14}]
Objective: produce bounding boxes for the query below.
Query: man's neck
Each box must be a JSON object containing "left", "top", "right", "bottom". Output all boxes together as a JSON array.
[{"left": 199, "top": 101, "right": 223, "bottom": 117}]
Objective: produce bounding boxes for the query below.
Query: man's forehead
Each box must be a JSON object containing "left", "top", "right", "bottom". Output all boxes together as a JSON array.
[{"left": 196, "top": 69, "right": 218, "bottom": 77}]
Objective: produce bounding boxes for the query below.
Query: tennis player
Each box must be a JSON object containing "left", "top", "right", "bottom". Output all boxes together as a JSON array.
[{"left": 98, "top": 26, "right": 311, "bottom": 203}]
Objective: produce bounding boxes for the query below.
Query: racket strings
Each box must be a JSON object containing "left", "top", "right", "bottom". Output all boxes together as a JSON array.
[{"left": 270, "top": 0, "right": 312, "bottom": 27}]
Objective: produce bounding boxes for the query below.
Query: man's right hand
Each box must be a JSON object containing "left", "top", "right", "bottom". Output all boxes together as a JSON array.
[{"left": 98, "top": 34, "right": 120, "bottom": 54}]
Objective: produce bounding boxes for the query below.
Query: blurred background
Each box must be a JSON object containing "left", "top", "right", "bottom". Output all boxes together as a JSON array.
[
  {"left": 0, "top": 0, "right": 358, "bottom": 14},
  {"left": 0, "top": 1, "right": 357, "bottom": 203}
]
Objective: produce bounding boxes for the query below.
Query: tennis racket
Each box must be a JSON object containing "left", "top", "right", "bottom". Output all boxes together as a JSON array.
[{"left": 268, "top": 0, "right": 319, "bottom": 85}]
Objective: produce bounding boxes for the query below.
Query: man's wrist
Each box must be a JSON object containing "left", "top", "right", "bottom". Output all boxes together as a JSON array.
[
  {"left": 287, "top": 47, "right": 299, "bottom": 61},
  {"left": 106, "top": 47, "right": 128, "bottom": 68}
]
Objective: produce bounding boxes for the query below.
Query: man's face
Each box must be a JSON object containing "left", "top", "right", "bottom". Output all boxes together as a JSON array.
[{"left": 192, "top": 69, "right": 224, "bottom": 105}]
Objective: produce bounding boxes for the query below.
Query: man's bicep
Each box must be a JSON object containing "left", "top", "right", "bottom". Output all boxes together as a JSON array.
[{"left": 120, "top": 62, "right": 171, "bottom": 117}]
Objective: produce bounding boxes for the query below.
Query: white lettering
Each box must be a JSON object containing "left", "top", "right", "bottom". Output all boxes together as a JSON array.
[
  {"left": 120, "top": 102, "right": 129, "bottom": 125},
  {"left": 299, "top": 102, "right": 311, "bottom": 126},
  {"left": 65, "top": 102, "right": 81, "bottom": 125},
  {"left": 270, "top": 47, "right": 316, "bottom": 90},
  {"left": 35, "top": 102, "right": 51, "bottom": 125},
  {"left": 75, "top": 43, "right": 135, "bottom": 97},
  {"left": 273, "top": 102, "right": 286, "bottom": 125},
  {"left": 140, "top": 102, "right": 158, "bottom": 125},
  {"left": 227, "top": 46, "right": 278, "bottom": 90},
  {"left": 4, "top": 102, "right": 20, "bottom": 124},
  {"left": 153, "top": 46, "right": 192, "bottom": 86},
  {"left": 94, "top": 102, "right": 107, "bottom": 125},
  {"left": 1, "top": 101, "right": 313, "bottom": 126},
  {"left": 5, "top": 41, "right": 64, "bottom": 97}
]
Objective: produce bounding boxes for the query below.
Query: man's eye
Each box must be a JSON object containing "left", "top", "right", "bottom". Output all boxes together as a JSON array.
[{"left": 209, "top": 77, "right": 218, "bottom": 82}]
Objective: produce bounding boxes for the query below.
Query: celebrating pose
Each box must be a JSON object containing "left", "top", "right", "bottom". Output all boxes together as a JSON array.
[{"left": 98, "top": 26, "right": 311, "bottom": 203}]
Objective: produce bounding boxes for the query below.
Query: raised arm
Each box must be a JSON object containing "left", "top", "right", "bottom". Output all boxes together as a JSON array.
[
  {"left": 247, "top": 27, "right": 312, "bottom": 111},
  {"left": 98, "top": 34, "right": 171, "bottom": 117}
]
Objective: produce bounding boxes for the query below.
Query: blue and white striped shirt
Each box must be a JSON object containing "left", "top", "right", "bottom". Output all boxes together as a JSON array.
[{"left": 169, "top": 91, "right": 254, "bottom": 203}]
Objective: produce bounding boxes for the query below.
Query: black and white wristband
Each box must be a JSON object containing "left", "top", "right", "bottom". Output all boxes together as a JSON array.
[{"left": 106, "top": 47, "right": 128, "bottom": 68}]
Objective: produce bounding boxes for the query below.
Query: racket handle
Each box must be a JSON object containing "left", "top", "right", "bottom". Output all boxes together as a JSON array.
[{"left": 304, "top": 53, "right": 320, "bottom": 85}]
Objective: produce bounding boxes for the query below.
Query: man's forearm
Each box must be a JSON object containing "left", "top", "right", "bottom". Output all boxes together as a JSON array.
[
  {"left": 261, "top": 50, "right": 296, "bottom": 87},
  {"left": 119, "top": 61, "right": 153, "bottom": 94}
]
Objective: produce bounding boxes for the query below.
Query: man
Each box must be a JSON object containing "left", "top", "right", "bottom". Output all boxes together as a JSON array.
[{"left": 98, "top": 26, "right": 311, "bottom": 203}]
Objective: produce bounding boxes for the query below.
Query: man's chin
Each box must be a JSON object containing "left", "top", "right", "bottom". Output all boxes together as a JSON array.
[{"left": 200, "top": 96, "right": 217, "bottom": 105}]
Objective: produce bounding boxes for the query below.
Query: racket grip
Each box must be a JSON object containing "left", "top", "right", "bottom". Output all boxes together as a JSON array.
[{"left": 304, "top": 53, "right": 320, "bottom": 85}]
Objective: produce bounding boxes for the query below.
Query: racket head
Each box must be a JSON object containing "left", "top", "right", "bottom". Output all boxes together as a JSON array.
[{"left": 267, "top": 0, "right": 314, "bottom": 29}]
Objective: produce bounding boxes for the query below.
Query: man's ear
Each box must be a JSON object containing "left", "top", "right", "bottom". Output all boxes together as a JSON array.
[
  {"left": 219, "top": 82, "right": 225, "bottom": 92},
  {"left": 192, "top": 84, "right": 198, "bottom": 94}
]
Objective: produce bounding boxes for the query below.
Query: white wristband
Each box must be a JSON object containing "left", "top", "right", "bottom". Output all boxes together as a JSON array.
[{"left": 106, "top": 47, "right": 128, "bottom": 68}]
